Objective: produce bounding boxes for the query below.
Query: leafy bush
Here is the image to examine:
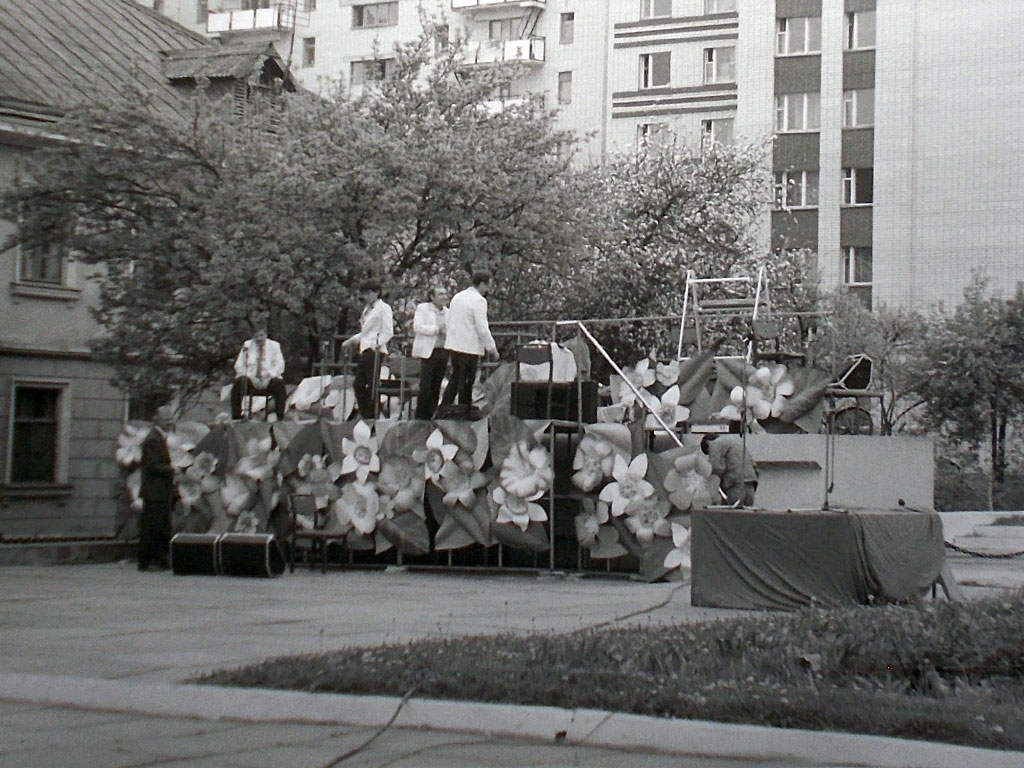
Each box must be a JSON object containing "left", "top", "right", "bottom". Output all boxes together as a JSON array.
[{"left": 202, "top": 592, "right": 1024, "bottom": 750}]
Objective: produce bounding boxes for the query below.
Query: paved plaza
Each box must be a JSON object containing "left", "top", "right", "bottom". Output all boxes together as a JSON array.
[{"left": 1, "top": 554, "right": 1023, "bottom": 767}]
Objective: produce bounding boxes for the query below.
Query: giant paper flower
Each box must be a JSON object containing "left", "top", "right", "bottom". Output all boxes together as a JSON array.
[
  {"left": 664, "top": 522, "right": 692, "bottom": 573},
  {"left": 663, "top": 451, "right": 717, "bottom": 511},
  {"left": 655, "top": 359, "right": 681, "bottom": 388},
  {"left": 165, "top": 431, "right": 195, "bottom": 470},
  {"left": 499, "top": 440, "right": 553, "bottom": 499},
  {"left": 295, "top": 453, "right": 343, "bottom": 509},
  {"left": 574, "top": 500, "right": 609, "bottom": 547},
  {"left": 599, "top": 454, "right": 655, "bottom": 517},
  {"left": 235, "top": 436, "right": 279, "bottom": 483},
  {"left": 718, "top": 364, "right": 795, "bottom": 423},
  {"left": 376, "top": 455, "right": 426, "bottom": 514},
  {"left": 185, "top": 451, "right": 220, "bottom": 491},
  {"left": 335, "top": 480, "right": 379, "bottom": 535},
  {"left": 756, "top": 364, "right": 796, "bottom": 417},
  {"left": 115, "top": 425, "right": 148, "bottom": 468},
  {"left": 234, "top": 510, "right": 260, "bottom": 534},
  {"left": 642, "top": 385, "right": 691, "bottom": 432},
  {"left": 571, "top": 435, "right": 616, "bottom": 492},
  {"left": 622, "top": 495, "right": 672, "bottom": 544},
  {"left": 614, "top": 359, "right": 656, "bottom": 407},
  {"left": 493, "top": 486, "right": 548, "bottom": 531},
  {"left": 340, "top": 420, "right": 380, "bottom": 482},
  {"left": 440, "top": 463, "right": 487, "bottom": 508},
  {"left": 412, "top": 428, "right": 458, "bottom": 483},
  {"left": 220, "top": 473, "right": 254, "bottom": 516},
  {"left": 125, "top": 468, "right": 142, "bottom": 511}
]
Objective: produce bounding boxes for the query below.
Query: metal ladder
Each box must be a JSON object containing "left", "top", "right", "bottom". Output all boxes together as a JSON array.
[{"left": 675, "top": 266, "right": 769, "bottom": 362}]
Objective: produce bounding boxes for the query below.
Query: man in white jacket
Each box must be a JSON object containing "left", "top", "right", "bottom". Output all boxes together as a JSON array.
[
  {"left": 439, "top": 269, "right": 499, "bottom": 415},
  {"left": 412, "top": 286, "right": 448, "bottom": 420},
  {"left": 231, "top": 328, "right": 286, "bottom": 420}
]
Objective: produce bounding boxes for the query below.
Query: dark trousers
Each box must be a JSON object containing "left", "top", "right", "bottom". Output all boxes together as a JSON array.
[
  {"left": 415, "top": 348, "right": 449, "bottom": 420},
  {"left": 231, "top": 377, "right": 286, "bottom": 419},
  {"left": 354, "top": 348, "right": 382, "bottom": 419},
  {"left": 138, "top": 498, "right": 171, "bottom": 569},
  {"left": 440, "top": 350, "right": 479, "bottom": 408}
]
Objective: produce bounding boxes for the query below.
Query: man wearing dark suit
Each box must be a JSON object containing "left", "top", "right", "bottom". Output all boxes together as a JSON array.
[{"left": 138, "top": 405, "right": 175, "bottom": 571}]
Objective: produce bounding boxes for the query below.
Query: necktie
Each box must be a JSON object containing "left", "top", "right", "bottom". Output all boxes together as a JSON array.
[{"left": 255, "top": 343, "right": 264, "bottom": 382}]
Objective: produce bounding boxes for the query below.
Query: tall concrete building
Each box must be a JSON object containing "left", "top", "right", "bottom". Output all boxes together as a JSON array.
[{"left": 142, "top": 0, "right": 1024, "bottom": 312}]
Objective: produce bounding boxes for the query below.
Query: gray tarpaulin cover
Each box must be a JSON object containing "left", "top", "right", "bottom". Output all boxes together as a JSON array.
[{"left": 691, "top": 508, "right": 946, "bottom": 611}]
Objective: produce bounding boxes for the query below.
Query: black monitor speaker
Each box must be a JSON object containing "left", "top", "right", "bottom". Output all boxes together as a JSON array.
[
  {"left": 170, "top": 533, "right": 220, "bottom": 576},
  {"left": 218, "top": 533, "right": 286, "bottom": 578}
]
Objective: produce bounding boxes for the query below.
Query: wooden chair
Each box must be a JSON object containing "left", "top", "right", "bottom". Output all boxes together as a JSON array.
[
  {"left": 378, "top": 356, "right": 421, "bottom": 420},
  {"left": 288, "top": 494, "right": 344, "bottom": 573}
]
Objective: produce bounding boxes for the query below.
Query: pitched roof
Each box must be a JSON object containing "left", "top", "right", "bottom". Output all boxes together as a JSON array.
[
  {"left": 162, "top": 42, "right": 287, "bottom": 82},
  {"left": 0, "top": 0, "right": 209, "bottom": 124}
]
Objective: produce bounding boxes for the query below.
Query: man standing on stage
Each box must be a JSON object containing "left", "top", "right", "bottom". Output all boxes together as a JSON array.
[
  {"left": 231, "top": 327, "right": 286, "bottom": 420},
  {"left": 439, "top": 269, "right": 499, "bottom": 415},
  {"left": 412, "top": 285, "right": 449, "bottom": 420},
  {"left": 342, "top": 280, "right": 394, "bottom": 419},
  {"left": 138, "top": 405, "right": 175, "bottom": 571}
]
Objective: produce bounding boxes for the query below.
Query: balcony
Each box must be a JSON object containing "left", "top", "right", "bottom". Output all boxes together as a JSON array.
[
  {"left": 462, "top": 37, "right": 546, "bottom": 65},
  {"left": 207, "top": 4, "right": 295, "bottom": 34},
  {"left": 453, "top": 0, "right": 545, "bottom": 9}
]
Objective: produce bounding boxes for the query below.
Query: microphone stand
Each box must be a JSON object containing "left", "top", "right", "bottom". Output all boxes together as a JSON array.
[{"left": 240, "top": 344, "right": 249, "bottom": 421}]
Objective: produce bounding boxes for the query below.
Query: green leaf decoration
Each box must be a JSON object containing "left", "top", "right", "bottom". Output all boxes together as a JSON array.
[
  {"left": 434, "top": 419, "right": 479, "bottom": 459},
  {"left": 676, "top": 350, "right": 716, "bottom": 405},
  {"left": 378, "top": 512, "right": 431, "bottom": 556},
  {"left": 777, "top": 365, "right": 831, "bottom": 434},
  {"left": 588, "top": 525, "right": 627, "bottom": 559},
  {"left": 374, "top": 419, "right": 399, "bottom": 448},
  {"left": 434, "top": 510, "right": 477, "bottom": 550},
  {"left": 685, "top": 387, "right": 714, "bottom": 422},
  {"left": 609, "top": 515, "right": 644, "bottom": 560},
  {"left": 645, "top": 446, "right": 691, "bottom": 500},
  {"left": 583, "top": 423, "right": 633, "bottom": 463},
  {"left": 710, "top": 358, "right": 755, "bottom": 413},
  {"left": 487, "top": 413, "right": 536, "bottom": 469},
  {"left": 378, "top": 420, "right": 432, "bottom": 459},
  {"left": 425, "top": 481, "right": 492, "bottom": 546},
  {"left": 345, "top": 531, "right": 375, "bottom": 551},
  {"left": 175, "top": 421, "right": 211, "bottom": 448},
  {"left": 469, "top": 418, "right": 490, "bottom": 472},
  {"left": 479, "top": 361, "right": 516, "bottom": 416},
  {"left": 374, "top": 530, "right": 394, "bottom": 554},
  {"left": 271, "top": 421, "right": 307, "bottom": 452},
  {"left": 490, "top": 520, "right": 549, "bottom": 552},
  {"left": 321, "top": 420, "right": 360, "bottom": 464},
  {"left": 193, "top": 426, "right": 230, "bottom": 478},
  {"left": 639, "top": 537, "right": 676, "bottom": 583},
  {"left": 225, "top": 421, "right": 272, "bottom": 468},
  {"left": 276, "top": 422, "right": 324, "bottom": 478}
]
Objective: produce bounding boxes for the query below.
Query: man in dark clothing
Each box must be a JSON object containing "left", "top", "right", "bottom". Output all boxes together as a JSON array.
[
  {"left": 702, "top": 433, "right": 758, "bottom": 507},
  {"left": 138, "top": 405, "right": 175, "bottom": 571}
]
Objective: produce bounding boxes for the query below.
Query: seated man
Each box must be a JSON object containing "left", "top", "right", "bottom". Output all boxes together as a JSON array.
[
  {"left": 231, "top": 327, "right": 286, "bottom": 420},
  {"left": 702, "top": 433, "right": 758, "bottom": 507}
]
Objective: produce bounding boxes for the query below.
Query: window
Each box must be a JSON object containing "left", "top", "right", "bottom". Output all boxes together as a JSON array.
[
  {"left": 639, "top": 52, "right": 671, "bottom": 89},
  {"left": 352, "top": 2, "right": 397, "bottom": 28},
  {"left": 241, "top": 0, "right": 270, "bottom": 8},
  {"left": 560, "top": 12, "right": 574, "bottom": 45},
  {"left": 489, "top": 18, "right": 515, "bottom": 41},
  {"left": 18, "top": 242, "right": 65, "bottom": 284},
  {"left": 842, "top": 168, "right": 874, "bottom": 205},
  {"left": 152, "top": 0, "right": 164, "bottom": 13},
  {"left": 195, "top": 0, "right": 208, "bottom": 24},
  {"left": 843, "top": 88, "right": 874, "bottom": 128},
  {"left": 774, "top": 170, "right": 819, "bottom": 208},
  {"left": 846, "top": 10, "right": 876, "bottom": 49},
  {"left": 8, "top": 385, "right": 64, "bottom": 484},
  {"left": 704, "top": 0, "right": 736, "bottom": 13},
  {"left": 350, "top": 58, "right": 393, "bottom": 86},
  {"left": 842, "top": 246, "right": 873, "bottom": 309},
  {"left": 703, "top": 46, "right": 735, "bottom": 84},
  {"left": 777, "top": 16, "right": 821, "bottom": 55},
  {"left": 303, "top": 0, "right": 316, "bottom": 10},
  {"left": 775, "top": 92, "right": 820, "bottom": 132},
  {"left": 302, "top": 37, "right": 315, "bottom": 68},
  {"left": 640, "top": 0, "right": 672, "bottom": 20},
  {"left": 557, "top": 71, "right": 573, "bottom": 105},
  {"left": 700, "top": 118, "right": 733, "bottom": 148},
  {"left": 637, "top": 122, "right": 670, "bottom": 147}
]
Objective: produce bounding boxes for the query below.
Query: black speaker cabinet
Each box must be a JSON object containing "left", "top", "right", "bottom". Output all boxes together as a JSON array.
[
  {"left": 510, "top": 381, "right": 598, "bottom": 423},
  {"left": 837, "top": 355, "right": 873, "bottom": 390},
  {"left": 218, "top": 533, "right": 286, "bottom": 578},
  {"left": 170, "top": 533, "right": 220, "bottom": 576}
]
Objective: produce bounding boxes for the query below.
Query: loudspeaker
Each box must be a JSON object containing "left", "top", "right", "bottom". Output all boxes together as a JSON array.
[
  {"left": 837, "top": 354, "right": 873, "bottom": 390},
  {"left": 170, "top": 533, "right": 220, "bottom": 576},
  {"left": 218, "top": 533, "right": 286, "bottom": 578},
  {"left": 510, "top": 381, "right": 598, "bottom": 423}
]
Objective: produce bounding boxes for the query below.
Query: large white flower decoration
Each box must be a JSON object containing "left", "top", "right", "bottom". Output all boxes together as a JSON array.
[
  {"left": 235, "top": 436, "right": 279, "bottom": 483},
  {"left": 718, "top": 364, "right": 795, "bottom": 423},
  {"left": 571, "top": 435, "right": 615, "bottom": 492},
  {"left": 295, "top": 454, "right": 343, "bottom": 509},
  {"left": 493, "top": 486, "right": 548, "bottom": 531},
  {"left": 165, "top": 431, "right": 196, "bottom": 470},
  {"left": 663, "top": 451, "right": 717, "bottom": 511},
  {"left": 376, "top": 455, "right": 426, "bottom": 515},
  {"left": 642, "top": 385, "right": 690, "bottom": 432},
  {"left": 499, "top": 440, "right": 553, "bottom": 499},
  {"left": 622, "top": 495, "right": 672, "bottom": 544},
  {"left": 114, "top": 425, "right": 148, "bottom": 468},
  {"left": 664, "top": 522, "right": 692, "bottom": 573},
  {"left": 220, "top": 473, "right": 254, "bottom": 516},
  {"left": 598, "top": 454, "right": 655, "bottom": 517},
  {"left": 655, "top": 359, "right": 680, "bottom": 388},
  {"left": 614, "top": 359, "right": 656, "bottom": 407},
  {"left": 412, "top": 428, "right": 458, "bottom": 483},
  {"left": 335, "top": 481, "right": 379, "bottom": 535},
  {"left": 440, "top": 463, "right": 487, "bottom": 508},
  {"left": 340, "top": 420, "right": 380, "bottom": 483},
  {"left": 574, "top": 500, "right": 609, "bottom": 547}
]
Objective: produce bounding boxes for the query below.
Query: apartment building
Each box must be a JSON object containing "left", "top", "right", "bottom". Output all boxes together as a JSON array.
[{"left": 142, "top": 0, "right": 1024, "bottom": 313}]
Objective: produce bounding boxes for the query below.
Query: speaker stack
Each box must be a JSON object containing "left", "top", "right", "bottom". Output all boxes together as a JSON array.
[{"left": 170, "top": 533, "right": 286, "bottom": 578}]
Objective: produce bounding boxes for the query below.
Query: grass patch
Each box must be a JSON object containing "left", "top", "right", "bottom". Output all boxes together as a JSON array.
[{"left": 201, "top": 591, "right": 1024, "bottom": 751}]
